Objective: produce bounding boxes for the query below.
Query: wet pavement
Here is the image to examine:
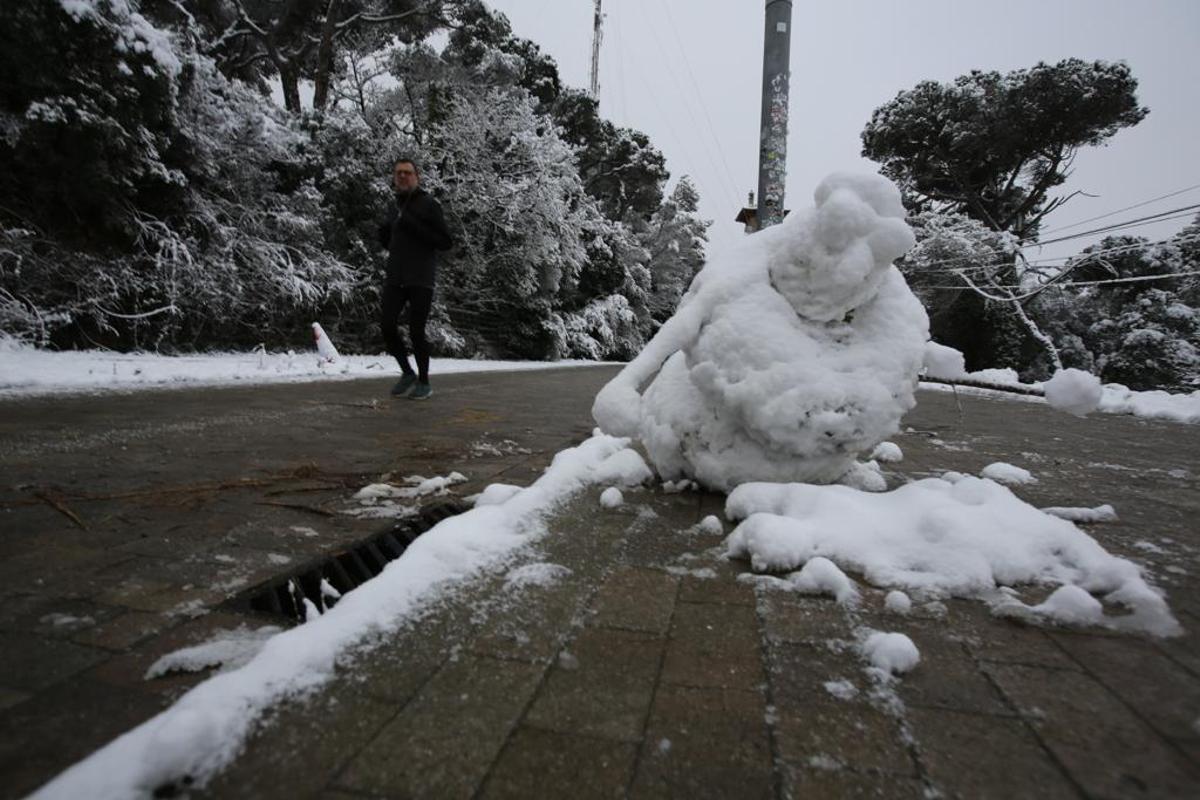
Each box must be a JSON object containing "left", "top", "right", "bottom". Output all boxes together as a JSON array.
[{"left": 1, "top": 371, "right": 1198, "bottom": 798}]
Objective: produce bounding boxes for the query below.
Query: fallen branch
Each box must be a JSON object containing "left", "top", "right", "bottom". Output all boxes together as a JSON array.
[{"left": 32, "top": 490, "right": 87, "bottom": 530}]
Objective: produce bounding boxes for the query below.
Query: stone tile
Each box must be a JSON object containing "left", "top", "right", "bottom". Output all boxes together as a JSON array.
[
  {"left": 767, "top": 641, "right": 865, "bottom": 706},
  {"left": 0, "top": 688, "right": 29, "bottom": 714},
  {"left": 676, "top": 560, "right": 755, "bottom": 607},
  {"left": 861, "top": 619, "right": 1011, "bottom": 715},
  {"left": 773, "top": 696, "right": 917, "bottom": 777},
  {"left": 479, "top": 725, "right": 635, "bottom": 799},
  {"left": 758, "top": 590, "right": 854, "bottom": 645},
  {"left": 630, "top": 685, "right": 772, "bottom": 799},
  {"left": 781, "top": 764, "right": 928, "bottom": 798},
  {"left": 589, "top": 566, "right": 678, "bottom": 634},
  {"left": 337, "top": 654, "right": 543, "bottom": 799},
  {"left": 0, "top": 630, "right": 109, "bottom": 692},
  {"left": 984, "top": 661, "right": 1200, "bottom": 797},
  {"left": 201, "top": 684, "right": 398, "bottom": 799},
  {"left": 660, "top": 601, "right": 763, "bottom": 690},
  {"left": 0, "top": 595, "right": 120, "bottom": 639},
  {"left": 0, "top": 678, "right": 163, "bottom": 800},
  {"left": 524, "top": 627, "right": 664, "bottom": 742},
  {"left": 72, "top": 609, "right": 168, "bottom": 651},
  {"left": 1051, "top": 630, "right": 1200, "bottom": 742},
  {"left": 470, "top": 576, "right": 592, "bottom": 664},
  {"left": 87, "top": 611, "right": 264, "bottom": 701},
  {"left": 907, "top": 706, "right": 1077, "bottom": 799}
]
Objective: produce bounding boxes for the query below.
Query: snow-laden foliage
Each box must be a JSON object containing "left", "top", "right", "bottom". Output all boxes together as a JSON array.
[
  {"left": 1, "top": 1, "right": 690, "bottom": 359},
  {"left": 1030, "top": 232, "right": 1200, "bottom": 391}
]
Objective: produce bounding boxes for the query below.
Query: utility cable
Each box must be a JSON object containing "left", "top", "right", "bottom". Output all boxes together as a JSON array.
[{"left": 1039, "top": 181, "right": 1200, "bottom": 235}]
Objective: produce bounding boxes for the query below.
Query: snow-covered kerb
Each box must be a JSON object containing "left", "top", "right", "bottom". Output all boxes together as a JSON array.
[
  {"left": 31, "top": 434, "right": 651, "bottom": 800},
  {"left": 593, "top": 173, "right": 929, "bottom": 490},
  {"left": 725, "top": 476, "right": 1180, "bottom": 637}
]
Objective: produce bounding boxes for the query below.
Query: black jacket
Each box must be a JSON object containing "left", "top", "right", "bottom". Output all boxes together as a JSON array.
[{"left": 377, "top": 188, "right": 452, "bottom": 288}]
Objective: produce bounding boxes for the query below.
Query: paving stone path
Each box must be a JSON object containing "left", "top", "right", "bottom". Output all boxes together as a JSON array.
[{"left": 2, "top": 371, "right": 1199, "bottom": 798}]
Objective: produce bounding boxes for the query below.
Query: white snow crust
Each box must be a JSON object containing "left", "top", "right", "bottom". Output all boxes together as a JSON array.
[
  {"left": 593, "top": 173, "right": 928, "bottom": 491},
  {"left": 723, "top": 477, "right": 1179, "bottom": 637}
]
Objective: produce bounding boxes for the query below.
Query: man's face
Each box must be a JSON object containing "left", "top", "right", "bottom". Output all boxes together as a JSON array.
[{"left": 393, "top": 162, "right": 419, "bottom": 193}]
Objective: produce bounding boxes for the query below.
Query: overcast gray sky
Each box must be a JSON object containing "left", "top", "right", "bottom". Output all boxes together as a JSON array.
[{"left": 485, "top": 0, "right": 1200, "bottom": 262}]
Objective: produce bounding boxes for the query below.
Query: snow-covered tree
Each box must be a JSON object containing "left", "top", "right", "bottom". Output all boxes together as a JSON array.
[
  {"left": 1031, "top": 235, "right": 1199, "bottom": 391},
  {"left": 637, "top": 177, "right": 710, "bottom": 328},
  {"left": 863, "top": 59, "right": 1147, "bottom": 240}
]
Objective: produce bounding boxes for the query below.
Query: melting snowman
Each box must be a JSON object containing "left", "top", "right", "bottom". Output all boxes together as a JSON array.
[{"left": 593, "top": 173, "right": 929, "bottom": 491}]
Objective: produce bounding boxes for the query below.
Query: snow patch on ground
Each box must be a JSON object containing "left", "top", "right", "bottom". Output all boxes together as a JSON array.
[
  {"left": 1041, "top": 505, "right": 1118, "bottom": 523},
  {"left": 504, "top": 562, "right": 573, "bottom": 590},
  {"left": 145, "top": 626, "right": 283, "bottom": 680},
  {"left": 980, "top": 462, "right": 1037, "bottom": 485},
  {"left": 724, "top": 477, "right": 1179, "bottom": 637}
]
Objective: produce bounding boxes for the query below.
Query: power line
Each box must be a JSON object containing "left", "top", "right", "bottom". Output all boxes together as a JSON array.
[
  {"left": 1034, "top": 203, "right": 1200, "bottom": 246},
  {"left": 1040, "top": 181, "right": 1200, "bottom": 236},
  {"left": 654, "top": 0, "right": 743, "bottom": 207},
  {"left": 629, "top": 1, "right": 740, "bottom": 219},
  {"left": 902, "top": 209, "right": 1200, "bottom": 276},
  {"left": 919, "top": 268, "right": 1200, "bottom": 296}
]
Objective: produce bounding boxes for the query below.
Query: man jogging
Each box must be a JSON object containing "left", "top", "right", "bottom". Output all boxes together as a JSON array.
[{"left": 377, "top": 158, "right": 453, "bottom": 400}]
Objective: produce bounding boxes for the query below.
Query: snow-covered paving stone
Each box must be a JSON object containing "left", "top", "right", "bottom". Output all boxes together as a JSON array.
[
  {"left": 870, "top": 442, "right": 903, "bottom": 462},
  {"left": 980, "top": 462, "right": 1037, "bottom": 485},
  {"left": 1040, "top": 504, "right": 1118, "bottom": 523},
  {"left": 599, "top": 487, "right": 623, "bottom": 508},
  {"left": 724, "top": 477, "right": 1180, "bottom": 637},
  {"left": 31, "top": 433, "right": 650, "bottom": 800},
  {"left": 145, "top": 626, "right": 283, "bottom": 680},
  {"left": 859, "top": 631, "right": 920, "bottom": 675}
]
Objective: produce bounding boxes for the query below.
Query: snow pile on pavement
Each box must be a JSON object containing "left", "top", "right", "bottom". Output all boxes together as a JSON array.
[
  {"left": 31, "top": 433, "right": 651, "bottom": 800},
  {"left": 1043, "top": 368, "right": 1103, "bottom": 416},
  {"left": 920, "top": 341, "right": 1200, "bottom": 424},
  {"left": 980, "top": 462, "right": 1037, "bottom": 485},
  {"left": 1041, "top": 504, "right": 1118, "bottom": 523},
  {"left": 0, "top": 338, "right": 607, "bottom": 398},
  {"left": 869, "top": 442, "right": 902, "bottom": 462},
  {"left": 724, "top": 476, "right": 1179, "bottom": 637},
  {"left": 860, "top": 631, "right": 920, "bottom": 675},
  {"left": 145, "top": 626, "right": 283, "bottom": 680},
  {"left": 504, "top": 562, "right": 572, "bottom": 590},
  {"left": 1099, "top": 383, "right": 1200, "bottom": 424},
  {"left": 599, "top": 487, "right": 624, "bottom": 508},
  {"left": 593, "top": 173, "right": 928, "bottom": 491}
]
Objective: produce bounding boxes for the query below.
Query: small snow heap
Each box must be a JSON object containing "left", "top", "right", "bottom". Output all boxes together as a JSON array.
[
  {"left": 593, "top": 172, "right": 928, "bottom": 491},
  {"left": 723, "top": 477, "right": 1179, "bottom": 637},
  {"left": 980, "top": 462, "right": 1037, "bottom": 485},
  {"left": 505, "top": 562, "right": 572, "bottom": 590},
  {"left": 884, "top": 590, "right": 912, "bottom": 615},
  {"left": 698, "top": 514, "right": 724, "bottom": 535},
  {"left": 870, "top": 442, "right": 903, "bottom": 463},
  {"left": 860, "top": 631, "right": 920, "bottom": 675},
  {"left": 922, "top": 341, "right": 967, "bottom": 380},
  {"left": 789, "top": 556, "right": 860, "bottom": 606},
  {"left": 1041, "top": 504, "right": 1118, "bottom": 523},
  {"left": 1043, "top": 368, "right": 1102, "bottom": 416},
  {"left": 312, "top": 322, "right": 339, "bottom": 363},
  {"left": 599, "top": 487, "right": 624, "bottom": 508},
  {"left": 474, "top": 483, "right": 523, "bottom": 507},
  {"left": 996, "top": 584, "right": 1104, "bottom": 627}
]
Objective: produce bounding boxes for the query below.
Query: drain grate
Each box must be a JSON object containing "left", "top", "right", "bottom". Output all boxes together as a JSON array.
[{"left": 233, "top": 499, "right": 471, "bottom": 622}]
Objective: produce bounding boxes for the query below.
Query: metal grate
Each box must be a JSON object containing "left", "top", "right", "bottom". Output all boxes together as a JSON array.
[{"left": 231, "top": 499, "right": 471, "bottom": 622}]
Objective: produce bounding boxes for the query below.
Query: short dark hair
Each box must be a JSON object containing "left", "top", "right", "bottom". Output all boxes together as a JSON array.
[{"left": 394, "top": 157, "right": 419, "bottom": 172}]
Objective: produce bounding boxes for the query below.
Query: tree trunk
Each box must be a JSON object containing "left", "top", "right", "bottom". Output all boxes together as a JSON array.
[
  {"left": 312, "top": 0, "right": 341, "bottom": 112},
  {"left": 280, "top": 66, "right": 301, "bottom": 114}
]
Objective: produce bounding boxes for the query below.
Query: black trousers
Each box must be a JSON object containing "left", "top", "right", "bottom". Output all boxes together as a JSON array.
[{"left": 380, "top": 284, "right": 433, "bottom": 381}]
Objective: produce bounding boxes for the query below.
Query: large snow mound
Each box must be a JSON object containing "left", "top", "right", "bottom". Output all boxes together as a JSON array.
[
  {"left": 724, "top": 476, "right": 1179, "bottom": 637},
  {"left": 593, "top": 173, "right": 928, "bottom": 490}
]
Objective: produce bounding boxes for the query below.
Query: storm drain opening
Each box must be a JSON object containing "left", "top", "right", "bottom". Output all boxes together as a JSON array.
[{"left": 234, "top": 499, "right": 471, "bottom": 622}]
